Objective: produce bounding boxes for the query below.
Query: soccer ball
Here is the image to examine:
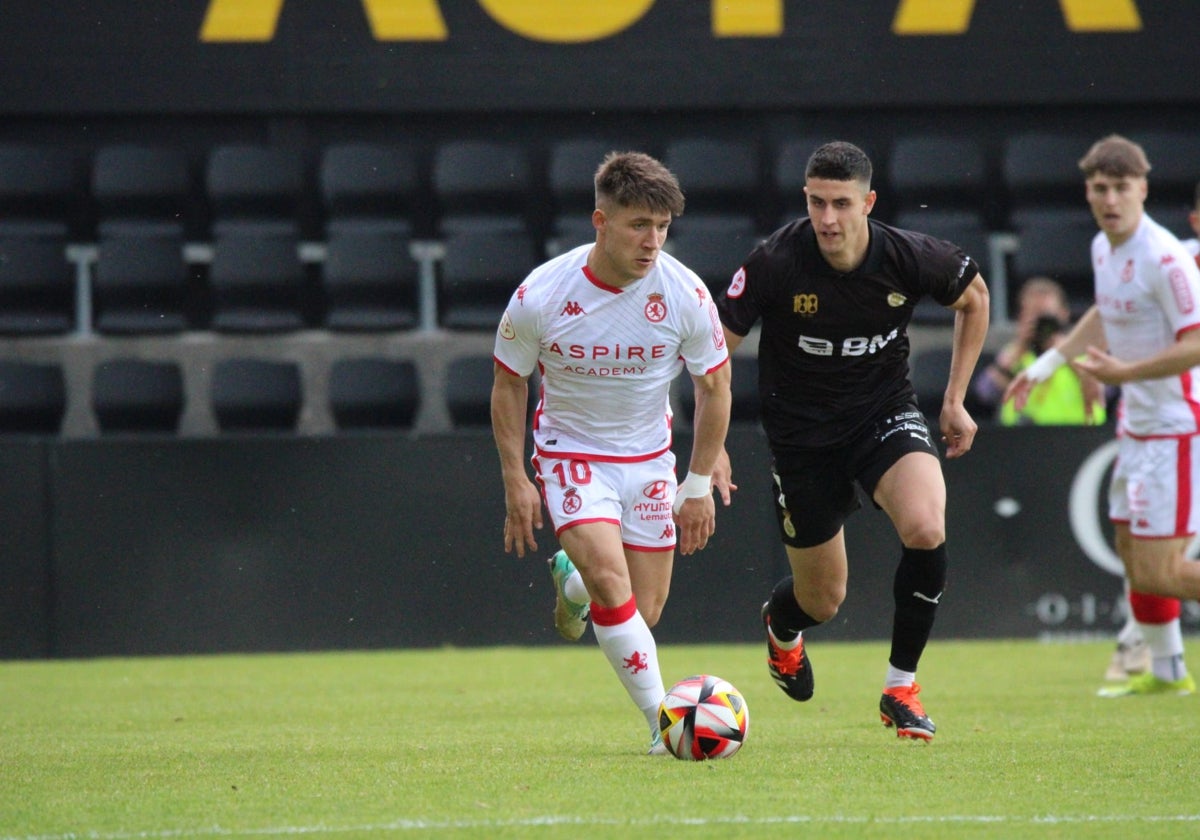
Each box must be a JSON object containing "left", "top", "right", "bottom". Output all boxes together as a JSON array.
[{"left": 658, "top": 674, "right": 749, "bottom": 760}]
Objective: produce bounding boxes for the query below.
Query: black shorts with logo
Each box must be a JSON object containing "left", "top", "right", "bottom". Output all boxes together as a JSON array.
[{"left": 769, "top": 399, "right": 940, "bottom": 548}]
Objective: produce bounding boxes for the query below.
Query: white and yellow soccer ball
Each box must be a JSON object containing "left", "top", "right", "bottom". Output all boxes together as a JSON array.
[{"left": 658, "top": 674, "right": 749, "bottom": 760}]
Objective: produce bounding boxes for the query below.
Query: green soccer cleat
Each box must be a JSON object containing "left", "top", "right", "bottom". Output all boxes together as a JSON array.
[
  {"left": 1097, "top": 671, "right": 1196, "bottom": 698},
  {"left": 547, "top": 550, "right": 589, "bottom": 642},
  {"left": 647, "top": 729, "right": 669, "bottom": 756}
]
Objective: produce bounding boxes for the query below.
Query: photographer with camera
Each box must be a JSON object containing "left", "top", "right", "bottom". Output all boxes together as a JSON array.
[{"left": 972, "top": 276, "right": 1108, "bottom": 426}]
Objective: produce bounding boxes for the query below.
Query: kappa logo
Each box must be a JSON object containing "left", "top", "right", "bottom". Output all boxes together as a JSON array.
[
  {"left": 658, "top": 524, "right": 674, "bottom": 540},
  {"left": 793, "top": 293, "right": 818, "bottom": 316},
  {"left": 561, "top": 300, "right": 586, "bottom": 316}
]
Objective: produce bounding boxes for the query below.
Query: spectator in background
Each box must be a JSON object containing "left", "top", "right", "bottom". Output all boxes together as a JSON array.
[{"left": 973, "top": 276, "right": 1107, "bottom": 426}]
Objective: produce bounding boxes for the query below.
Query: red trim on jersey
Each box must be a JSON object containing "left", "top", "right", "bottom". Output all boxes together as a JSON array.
[
  {"left": 1129, "top": 590, "right": 1181, "bottom": 623},
  {"left": 703, "top": 355, "right": 731, "bottom": 376},
  {"left": 1120, "top": 428, "right": 1200, "bottom": 442},
  {"left": 493, "top": 355, "right": 520, "bottom": 377},
  {"left": 1177, "top": 435, "right": 1193, "bottom": 535},
  {"left": 590, "top": 595, "right": 638, "bottom": 626},
  {"left": 582, "top": 265, "right": 624, "bottom": 294},
  {"left": 1180, "top": 368, "right": 1200, "bottom": 431},
  {"left": 534, "top": 441, "right": 672, "bottom": 464}
]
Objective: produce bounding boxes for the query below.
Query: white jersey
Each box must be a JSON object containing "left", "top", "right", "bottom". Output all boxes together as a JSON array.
[
  {"left": 1184, "top": 237, "right": 1200, "bottom": 262},
  {"left": 1092, "top": 214, "right": 1200, "bottom": 437},
  {"left": 494, "top": 244, "right": 729, "bottom": 461}
]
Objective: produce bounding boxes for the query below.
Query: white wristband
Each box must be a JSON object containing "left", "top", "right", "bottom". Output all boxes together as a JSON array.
[
  {"left": 1022, "top": 348, "right": 1067, "bottom": 384},
  {"left": 673, "top": 472, "right": 712, "bottom": 514}
]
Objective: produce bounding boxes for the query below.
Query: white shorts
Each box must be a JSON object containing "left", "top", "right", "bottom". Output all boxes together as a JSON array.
[
  {"left": 533, "top": 450, "right": 678, "bottom": 552},
  {"left": 1109, "top": 434, "right": 1200, "bottom": 538}
]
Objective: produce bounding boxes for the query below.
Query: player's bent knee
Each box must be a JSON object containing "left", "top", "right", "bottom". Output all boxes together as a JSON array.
[{"left": 898, "top": 522, "right": 946, "bottom": 551}]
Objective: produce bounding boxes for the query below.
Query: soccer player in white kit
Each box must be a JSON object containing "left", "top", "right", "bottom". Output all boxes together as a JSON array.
[
  {"left": 1006, "top": 135, "right": 1200, "bottom": 696},
  {"left": 491, "top": 151, "right": 733, "bottom": 753}
]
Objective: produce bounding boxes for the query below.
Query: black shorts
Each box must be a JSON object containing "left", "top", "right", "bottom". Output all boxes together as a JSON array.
[{"left": 770, "top": 401, "right": 939, "bottom": 548}]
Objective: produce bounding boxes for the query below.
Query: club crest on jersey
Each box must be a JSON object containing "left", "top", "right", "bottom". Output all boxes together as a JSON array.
[
  {"left": 562, "top": 487, "right": 582, "bottom": 515},
  {"left": 793, "top": 293, "right": 818, "bottom": 316},
  {"left": 499, "top": 310, "right": 516, "bottom": 340},
  {"left": 645, "top": 293, "right": 667, "bottom": 322},
  {"left": 887, "top": 292, "right": 907, "bottom": 307},
  {"left": 728, "top": 266, "right": 747, "bottom": 298}
]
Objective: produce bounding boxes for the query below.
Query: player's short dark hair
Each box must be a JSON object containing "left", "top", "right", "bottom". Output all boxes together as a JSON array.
[
  {"left": 805, "top": 141, "right": 873, "bottom": 186},
  {"left": 1078, "top": 134, "right": 1151, "bottom": 179},
  {"left": 594, "top": 151, "right": 685, "bottom": 217}
]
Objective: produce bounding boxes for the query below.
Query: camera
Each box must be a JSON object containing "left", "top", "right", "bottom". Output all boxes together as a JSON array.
[{"left": 1032, "top": 314, "right": 1066, "bottom": 355}]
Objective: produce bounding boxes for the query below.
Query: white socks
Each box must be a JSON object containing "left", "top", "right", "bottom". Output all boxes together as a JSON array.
[
  {"left": 591, "top": 598, "right": 665, "bottom": 736},
  {"left": 1139, "top": 619, "right": 1188, "bottom": 682}
]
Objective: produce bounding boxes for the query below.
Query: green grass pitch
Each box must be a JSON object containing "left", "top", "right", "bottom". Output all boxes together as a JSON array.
[{"left": 2, "top": 639, "right": 1197, "bottom": 839}]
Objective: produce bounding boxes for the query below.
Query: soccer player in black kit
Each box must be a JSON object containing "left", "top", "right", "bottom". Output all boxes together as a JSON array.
[{"left": 715, "top": 141, "right": 989, "bottom": 740}]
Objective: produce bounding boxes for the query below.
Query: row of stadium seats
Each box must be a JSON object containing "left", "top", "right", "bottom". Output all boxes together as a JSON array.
[
  {"left": 4, "top": 132, "right": 1197, "bottom": 244},
  {"left": 3, "top": 130, "right": 1196, "bottom": 332},
  {"left": 0, "top": 351, "right": 770, "bottom": 437},
  {"left": 0, "top": 344, "right": 1002, "bottom": 438}
]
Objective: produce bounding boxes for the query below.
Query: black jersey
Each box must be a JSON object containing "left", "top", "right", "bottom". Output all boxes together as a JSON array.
[{"left": 716, "top": 217, "right": 978, "bottom": 450}]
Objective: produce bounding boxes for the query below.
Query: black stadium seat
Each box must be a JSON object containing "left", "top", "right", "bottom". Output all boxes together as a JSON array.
[
  {"left": 438, "top": 229, "right": 537, "bottom": 330},
  {"left": 0, "top": 236, "right": 75, "bottom": 335},
  {"left": 205, "top": 144, "right": 305, "bottom": 237},
  {"left": 92, "top": 358, "right": 185, "bottom": 433},
  {"left": 211, "top": 357, "right": 303, "bottom": 432},
  {"left": 0, "top": 360, "right": 67, "bottom": 434},
  {"left": 92, "top": 234, "right": 191, "bottom": 334},
  {"left": 91, "top": 144, "right": 193, "bottom": 238},
  {"left": 320, "top": 230, "right": 419, "bottom": 331},
  {"left": 208, "top": 233, "right": 308, "bottom": 332},
  {"left": 329, "top": 357, "right": 420, "bottom": 430},
  {"left": 318, "top": 142, "right": 421, "bottom": 238},
  {"left": 432, "top": 139, "right": 533, "bottom": 236}
]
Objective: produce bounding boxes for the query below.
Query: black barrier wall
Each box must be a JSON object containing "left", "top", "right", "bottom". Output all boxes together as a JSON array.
[{"left": 4, "top": 426, "right": 1193, "bottom": 659}]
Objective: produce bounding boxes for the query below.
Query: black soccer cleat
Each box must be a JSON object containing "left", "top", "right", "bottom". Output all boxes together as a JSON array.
[
  {"left": 879, "top": 683, "right": 936, "bottom": 741},
  {"left": 762, "top": 602, "right": 814, "bottom": 702}
]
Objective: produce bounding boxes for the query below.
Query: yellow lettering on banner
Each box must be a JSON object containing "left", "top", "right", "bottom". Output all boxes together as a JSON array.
[
  {"left": 1059, "top": 0, "right": 1141, "bottom": 32},
  {"left": 363, "top": 0, "right": 448, "bottom": 40},
  {"left": 476, "top": 0, "right": 654, "bottom": 43},
  {"left": 201, "top": 0, "right": 285, "bottom": 41},
  {"left": 894, "top": 0, "right": 1142, "bottom": 34},
  {"left": 713, "top": 0, "right": 783, "bottom": 37},
  {"left": 892, "top": 0, "right": 974, "bottom": 35}
]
